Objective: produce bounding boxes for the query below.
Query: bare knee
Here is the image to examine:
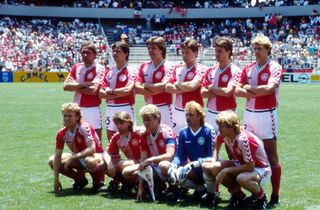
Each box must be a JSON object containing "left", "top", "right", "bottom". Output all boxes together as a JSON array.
[
  {"left": 236, "top": 174, "right": 248, "bottom": 186},
  {"left": 159, "top": 161, "right": 171, "bottom": 174},
  {"left": 201, "top": 162, "right": 212, "bottom": 174},
  {"left": 48, "top": 155, "right": 54, "bottom": 169},
  {"left": 85, "top": 157, "right": 97, "bottom": 170}
]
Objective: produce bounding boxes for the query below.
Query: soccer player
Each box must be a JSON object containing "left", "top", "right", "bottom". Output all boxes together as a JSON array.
[
  {"left": 135, "top": 36, "right": 174, "bottom": 127},
  {"left": 102, "top": 111, "right": 141, "bottom": 192},
  {"left": 48, "top": 103, "right": 105, "bottom": 193},
  {"left": 64, "top": 42, "right": 105, "bottom": 141},
  {"left": 162, "top": 101, "right": 216, "bottom": 202},
  {"left": 165, "top": 39, "right": 206, "bottom": 134},
  {"left": 235, "top": 34, "right": 282, "bottom": 207},
  {"left": 99, "top": 42, "right": 137, "bottom": 141},
  {"left": 202, "top": 111, "right": 271, "bottom": 209},
  {"left": 201, "top": 36, "right": 241, "bottom": 130},
  {"left": 136, "top": 104, "right": 176, "bottom": 201}
]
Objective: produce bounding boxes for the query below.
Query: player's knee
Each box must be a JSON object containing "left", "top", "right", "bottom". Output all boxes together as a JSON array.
[
  {"left": 48, "top": 155, "right": 54, "bottom": 169},
  {"left": 159, "top": 161, "right": 170, "bottom": 173},
  {"left": 236, "top": 174, "right": 248, "bottom": 186},
  {"left": 85, "top": 157, "right": 97, "bottom": 170},
  {"left": 201, "top": 162, "right": 212, "bottom": 173}
]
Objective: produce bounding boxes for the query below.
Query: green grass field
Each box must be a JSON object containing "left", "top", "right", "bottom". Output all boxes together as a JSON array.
[{"left": 0, "top": 83, "right": 319, "bottom": 210}]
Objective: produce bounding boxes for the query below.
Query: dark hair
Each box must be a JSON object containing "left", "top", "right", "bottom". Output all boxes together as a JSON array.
[
  {"left": 146, "top": 36, "right": 166, "bottom": 58},
  {"left": 112, "top": 41, "right": 130, "bottom": 60},
  {"left": 214, "top": 36, "right": 233, "bottom": 58},
  {"left": 180, "top": 39, "right": 199, "bottom": 55}
]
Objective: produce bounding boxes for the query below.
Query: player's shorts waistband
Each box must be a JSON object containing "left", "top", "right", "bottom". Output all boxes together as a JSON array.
[
  {"left": 245, "top": 108, "right": 275, "bottom": 113},
  {"left": 208, "top": 109, "right": 235, "bottom": 114},
  {"left": 174, "top": 106, "right": 184, "bottom": 112},
  {"left": 107, "top": 103, "right": 131, "bottom": 107},
  {"left": 155, "top": 103, "right": 171, "bottom": 107}
]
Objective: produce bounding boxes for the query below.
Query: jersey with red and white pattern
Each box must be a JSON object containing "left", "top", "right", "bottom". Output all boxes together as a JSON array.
[
  {"left": 101, "top": 64, "right": 137, "bottom": 105},
  {"left": 55, "top": 121, "right": 103, "bottom": 153},
  {"left": 217, "top": 130, "right": 269, "bottom": 168},
  {"left": 107, "top": 131, "right": 141, "bottom": 161},
  {"left": 67, "top": 62, "right": 105, "bottom": 107},
  {"left": 140, "top": 123, "right": 176, "bottom": 157},
  {"left": 136, "top": 60, "right": 173, "bottom": 105},
  {"left": 202, "top": 63, "right": 241, "bottom": 111},
  {"left": 169, "top": 63, "right": 206, "bottom": 109},
  {"left": 238, "top": 60, "right": 282, "bottom": 110}
]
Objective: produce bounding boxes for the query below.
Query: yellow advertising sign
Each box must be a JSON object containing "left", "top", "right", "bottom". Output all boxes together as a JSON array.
[{"left": 13, "top": 72, "right": 69, "bottom": 82}]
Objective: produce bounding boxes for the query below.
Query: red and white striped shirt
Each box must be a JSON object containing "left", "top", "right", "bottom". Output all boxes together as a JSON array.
[
  {"left": 136, "top": 60, "right": 173, "bottom": 105},
  {"left": 202, "top": 63, "right": 241, "bottom": 112},
  {"left": 169, "top": 63, "right": 206, "bottom": 109},
  {"left": 238, "top": 60, "right": 282, "bottom": 110},
  {"left": 101, "top": 64, "right": 137, "bottom": 105},
  {"left": 217, "top": 130, "right": 269, "bottom": 168},
  {"left": 67, "top": 63, "right": 105, "bottom": 107}
]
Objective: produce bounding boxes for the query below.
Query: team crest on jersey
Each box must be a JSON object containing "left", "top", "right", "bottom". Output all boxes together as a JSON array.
[
  {"left": 159, "top": 139, "right": 165, "bottom": 148},
  {"left": 260, "top": 73, "right": 269, "bottom": 82},
  {"left": 155, "top": 71, "right": 163, "bottom": 80},
  {"left": 86, "top": 72, "right": 94, "bottom": 80},
  {"left": 222, "top": 74, "right": 229, "bottom": 83},
  {"left": 187, "top": 72, "right": 195, "bottom": 80},
  {"left": 119, "top": 74, "right": 127, "bottom": 82},
  {"left": 197, "top": 137, "right": 205, "bottom": 146},
  {"left": 131, "top": 138, "right": 139, "bottom": 146}
]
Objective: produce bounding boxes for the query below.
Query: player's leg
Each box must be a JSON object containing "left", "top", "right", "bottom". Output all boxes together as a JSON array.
[
  {"left": 206, "top": 110, "right": 218, "bottom": 131},
  {"left": 157, "top": 104, "right": 173, "bottom": 127},
  {"left": 81, "top": 106, "right": 102, "bottom": 141},
  {"left": 83, "top": 153, "right": 105, "bottom": 192},
  {"left": 172, "top": 107, "right": 187, "bottom": 135},
  {"left": 105, "top": 105, "right": 121, "bottom": 141},
  {"left": 121, "top": 162, "right": 140, "bottom": 192},
  {"left": 201, "top": 160, "right": 221, "bottom": 204}
]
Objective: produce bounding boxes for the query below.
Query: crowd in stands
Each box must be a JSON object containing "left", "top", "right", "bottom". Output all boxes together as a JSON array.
[
  {"left": 0, "top": 17, "right": 109, "bottom": 72},
  {"left": 1, "top": 13, "right": 320, "bottom": 72},
  {"left": 1, "top": 0, "right": 319, "bottom": 8}
]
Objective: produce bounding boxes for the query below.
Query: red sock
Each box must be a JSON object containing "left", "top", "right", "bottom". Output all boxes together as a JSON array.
[
  {"left": 59, "top": 168, "right": 85, "bottom": 181},
  {"left": 89, "top": 170, "right": 105, "bottom": 184},
  {"left": 215, "top": 184, "right": 220, "bottom": 193},
  {"left": 228, "top": 185, "right": 245, "bottom": 200},
  {"left": 254, "top": 187, "right": 265, "bottom": 199},
  {"left": 271, "top": 163, "right": 282, "bottom": 195}
]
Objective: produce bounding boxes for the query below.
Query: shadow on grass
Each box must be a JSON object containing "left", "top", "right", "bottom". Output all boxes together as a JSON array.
[{"left": 48, "top": 187, "right": 101, "bottom": 197}]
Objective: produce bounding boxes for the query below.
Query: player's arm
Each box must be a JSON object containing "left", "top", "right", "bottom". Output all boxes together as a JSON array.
[
  {"left": 112, "top": 83, "right": 135, "bottom": 97},
  {"left": 201, "top": 86, "right": 216, "bottom": 98},
  {"left": 103, "top": 151, "right": 116, "bottom": 177},
  {"left": 53, "top": 149, "right": 63, "bottom": 193},
  {"left": 212, "top": 136, "right": 222, "bottom": 163},
  {"left": 209, "top": 84, "right": 235, "bottom": 97},
  {"left": 242, "top": 82, "right": 278, "bottom": 96},
  {"left": 143, "top": 82, "right": 166, "bottom": 94},
  {"left": 165, "top": 82, "right": 185, "bottom": 94},
  {"left": 77, "top": 82, "right": 100, "bottom": 95},
  {"left": 171, "top": 133, "right": 187, "bottom": 167},
  {"left": 63, "top": 76, "right": 93, "bottom": 92},
  {"left": 137, "top": 151, "right": 148, "bottom": 201},
  {"left": 175, "top": 78, "right": 202, "bottom": 92},
  {"left": 135, "top": 82, "right": 155, "bottom": 96},
  {"left": 235, "top": 83, "right": 257, "bottom": 98}
]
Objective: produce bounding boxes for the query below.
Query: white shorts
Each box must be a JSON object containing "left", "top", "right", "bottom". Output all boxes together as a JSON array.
[
  {"left": 206, "top": 110, "right": 218, "bottom": 131},
  {"left": 156, "top": 104, "right": 173, "bottom": 127},
  {"left": 105, "top": 104, "right": 136, "bottom": 132},
  {"left": 243, "top": 109, "right": 278, "bottom": 140},
  {"left": 255, "top": 166, "right": 272, "bottom": 186},
  {"left": 172, "top": 107, "right": 187, "bottom": 135},
  {"left": 80, "top": 106, "right": 102, "bottom": 129}
]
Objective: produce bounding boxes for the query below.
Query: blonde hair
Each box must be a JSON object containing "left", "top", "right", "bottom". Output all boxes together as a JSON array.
[
  {"left": 80, "top": 41, "right": 97, "bottom": 55},
  {"left": 216, "top": 110, "right": 241, "bottom": 134},
  {"left": 139, "top": 104, "right": 161, "bottom": 122},
  {"left": 146, "top": 36, "right": 166, "bottom": 58},
  {"left": 113, "top": 111, "right": 133, "bottom": 131},
  {"left": 185, "top": 101, "right": 205, "bottom": 126},
  {"left": 252, "top": 34, "right": 272, "bottom": 54},
  {"left": 61, "top": 102, "right": 82, "bottom": 122}
]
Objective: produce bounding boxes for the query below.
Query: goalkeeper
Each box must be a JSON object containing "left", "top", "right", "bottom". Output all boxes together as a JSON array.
[{"left": 162, "top": 101, "right": 216, "bottom": 202}]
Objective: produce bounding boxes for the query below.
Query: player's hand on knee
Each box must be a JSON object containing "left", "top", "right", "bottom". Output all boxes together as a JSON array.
[
  {"left": 107, "top": 162, "right": 116, "bottom": 177},
  {"left": 136, "top": 186, "right": 145, "bottom": 202},
  {"left": 216, "top": 168, "right": 228, "bottom": 184}
]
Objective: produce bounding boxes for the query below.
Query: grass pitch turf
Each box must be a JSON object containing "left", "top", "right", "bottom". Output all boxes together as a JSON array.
[{"left": 0, "top": 83, "right": 319, "bottom": 210}]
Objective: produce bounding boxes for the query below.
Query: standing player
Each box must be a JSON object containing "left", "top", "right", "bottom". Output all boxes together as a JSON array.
[
  {"left": 64, "top": 42, "right": 105, "bottom": 141},
  {"left": 135, "top": 36, "right": 174, "bottom": 127},
  {"left": 201, "top": 36, "right": 241, "bottom": 130},
  {"left": 48, "top": 103, "right": 105, "bottom": 193},
  {"left": 162, "top": 101, "right": 216, "bottom": 202},
  {"left": 135, "top": 104, "right": 176, "bottom": 201},
  {"left": 202, "top": 111, "right": 271, "bottom": 209},
  {"left": 235, "top": 34, "right": 282, "bottom": 208},
  {"left": 165, "top": 39, "right": 206, "bottom": 134},
  {"left": 99, "top": 42, "right": 137, "bottom": 141}
]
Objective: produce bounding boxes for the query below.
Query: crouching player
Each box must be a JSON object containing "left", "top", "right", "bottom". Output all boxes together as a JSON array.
[
  {"left": 161, "top": 101, "right": 215, "bottom": 202},
  {"left": 101, "top": 111, "right": 141, "bottom": 192},
  {"left": 203, "top": 110, "right": 271, "bottom": 209},
  {"left": 48, "top": 103, "right": 105, "bottom": 193},
  {"left": 136, "top": 104, "right": 176, "bottom": 201}
]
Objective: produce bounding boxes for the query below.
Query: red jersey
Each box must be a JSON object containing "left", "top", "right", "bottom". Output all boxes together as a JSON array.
[
  {"left": 107, "top": 131, "right": 141, "bottom": 161},
  {"left": 101, "top": 64, "right": 136, "bottom": 105},
  {"left": 202, "top": 63, "right": 241, "bottom": 112},
  {"left": 136, "top": 60, "right": 173, "bottom": 105},
  {"left": 238, "top": 60, "right": 282, "bottom": 110},
  {"left": 67, "top": 63, "right": 105, "bottom": 107},
  {"left": 169, "top": 63, "right": 206, "bottom": 109},
  {"left": 141, "top": 124, "right": 176, "bottom": 157},
  {"left": 217, "top": 130, "right": 269, "bottom": 168},
  {"left": 55, "top": 121, "right": 103, "bottom": 153}
]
